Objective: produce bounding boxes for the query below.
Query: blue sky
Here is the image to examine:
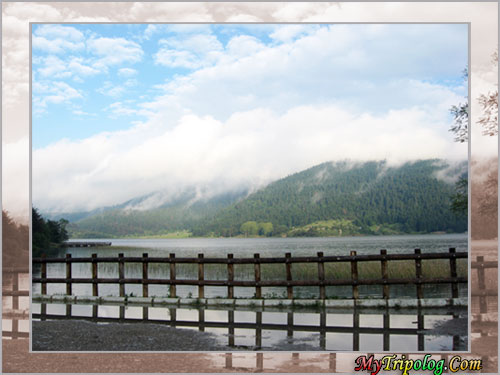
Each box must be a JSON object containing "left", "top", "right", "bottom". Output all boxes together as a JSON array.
[{"left": 32, "top": 23, "right": 468, "bottom": 212}]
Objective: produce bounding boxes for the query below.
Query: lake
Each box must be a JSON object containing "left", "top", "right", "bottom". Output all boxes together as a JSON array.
[
  {"left": 64, "top": 233, "right": 468, "bottom": 257},
  {"left": 33, "top": 234, "right": 468, "bottom": 299}
]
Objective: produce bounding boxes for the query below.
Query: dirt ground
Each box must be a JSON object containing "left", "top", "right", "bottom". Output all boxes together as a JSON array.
[
  {"left": 3, "top": 338, "right": 338, "bottom": 373},
  {"left": 32, "top": 320, "right": 232, "bottom": 351},
  {"left": 3, "top": 338, "right": 219, "bottom": 373}
]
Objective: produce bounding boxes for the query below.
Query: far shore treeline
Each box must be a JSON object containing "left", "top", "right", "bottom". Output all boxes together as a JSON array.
[{"left": 37, "top": 159, "right": 476, "bottom": 241}]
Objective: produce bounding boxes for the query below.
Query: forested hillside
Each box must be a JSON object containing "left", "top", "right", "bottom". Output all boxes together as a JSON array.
[
  {"left": 64, "top": 159, "right": 467, "bottom": 238},
  {"left": 192, "top": 160, "right": 467, "bottom": 236},
  {"left": 66, "top": 188, "right": 247, "bottom": 238}
]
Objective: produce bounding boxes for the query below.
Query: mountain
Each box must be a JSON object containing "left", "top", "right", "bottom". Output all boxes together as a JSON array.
[
  {"left": 191, "top": 159, "right": 467, "bottom": 236},
  {"left": 66, "top": 187, "right": 249, "bottom": 238},
  {"left": 66, "top": 159, "right": 467, "bottom": 238}
]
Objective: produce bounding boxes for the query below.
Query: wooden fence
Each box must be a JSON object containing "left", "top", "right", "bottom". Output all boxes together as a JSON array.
[
  {"left": 2, "top": 267, "right": 29, "bottom": 339},
  {"left": 471, "top": 255, "right": 497, "bottom": 313},
  {"left": 32, "top": 248, "right": 467, "bottom": 300}
]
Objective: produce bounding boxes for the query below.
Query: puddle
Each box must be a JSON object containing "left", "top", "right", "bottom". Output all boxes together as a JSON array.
[{"left": 32, "top": 302, "right": 467, "bottom": 351}]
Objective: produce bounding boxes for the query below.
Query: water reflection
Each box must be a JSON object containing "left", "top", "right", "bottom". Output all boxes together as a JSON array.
[{"left": 32, "top": 302, "right": 467, "bottom": 351}]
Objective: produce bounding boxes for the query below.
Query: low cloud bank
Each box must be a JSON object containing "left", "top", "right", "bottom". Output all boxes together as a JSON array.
[{"left": 33, "top": 104, "right": 467, "bottom": 213}]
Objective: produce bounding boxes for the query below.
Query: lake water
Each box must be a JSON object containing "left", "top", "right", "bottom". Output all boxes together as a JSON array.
[
  {"left": 65, "top": 233, "right": 468, "bottom": 257},
  {"left": 33, "top": 234, "right": 468, "bottom": 299}
]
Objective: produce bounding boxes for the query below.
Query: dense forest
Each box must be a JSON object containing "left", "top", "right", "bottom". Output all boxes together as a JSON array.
[
  {"left": 62, "top": 159, "right": 468, "bottom": 238},
  {"left": 32, "top": 207, "right": 69, "bottom": 257},
  {"left": 191, "top": 159, "right": 467, "bottom": 236}
]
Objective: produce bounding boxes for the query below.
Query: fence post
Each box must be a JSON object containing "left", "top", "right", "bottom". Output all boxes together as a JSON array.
[
  {"left": 199, "top": 309, "right": 205, "bottom": 332},
  {"left": 118, "top": 253, "right": 125, "bottom": 297},
  {"left": 92, "top": 253, "right": 98, "bottom": 297},
  {"left": 12, "top": 271, "right": 19, "bottom": 310},
  {"left": 417, "top": 308, "right": 425, "bottom": 351},
  {"left": 320, "top": 310, "right": 326, "bottom": 350},
  {"left": 415, "top": 249, "right": 423, "bottom": 299},
  {"left": 169, "top": 253, "right": 176, "bottom": 298},
  {"left": 254, "top": 254, "right": 261, "bottom": 298},
  {"left": 287, "top": 312, "right": 293, "bottom": 337},
  {"left": 41, "top": 302, "right": 46, "bottom": 321},
  {"left": 169, "top": 307, "right": 176, "bottom": 327},
  {"left": 198, "top": 254, "right": 204, "bottom": 298},
  {"left": 228, "top": 254, "right": 234, "bottom": 299},
  {"left": 285, "top": 253, "right": 293, "bottom": 299},
  {"left": 380, "top": 249, "right": 389, "bottom": 299},
  {"left": 353, "top": 307, "right": 360, "bottom": 350},
  {"left": 383, "top": 309, "right": 390, "bottom": 351},
  {"left": 41, "top": 254, "right": 47, "bottom": 295},
  {"left": 65, "top": 254, "right": 72, "bottom": 296},
  {"left": 142, "top": 253, "right": 148, "bottom": 297},
  {"left": 477, "top": 256, "right": 487, "bottom": 313},
  {"left": 228, "top": 310, "right": 235, "bottom": 347},
  {"left": 317, "top": 252, "right": 325, "bottom": 299},
  {"left": 350, "top": 251, "right": 359, "bottom": 299},
  {"left": 449, "top": 248, "right": 458, "bottom": 298},
  {"left": 256, "top": 311, "right": 262, "bottom": 348}
]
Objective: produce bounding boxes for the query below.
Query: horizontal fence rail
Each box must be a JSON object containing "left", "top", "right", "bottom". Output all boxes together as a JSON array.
[{"left": 32, "top": 249, "right": 468, "bottom": 300}]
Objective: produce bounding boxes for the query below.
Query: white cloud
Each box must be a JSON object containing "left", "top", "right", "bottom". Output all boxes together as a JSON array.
[
  {"left": 33, "top": 104, "right": 467, "bottom": 213},
  {"left": 32, "top": 25, "right": 85, "bottom": 54},
  {"left": 155, "top": 34, "right": 223, "bottom": 69},
  {"left": 105, "top": 101, "right": 138, "bottom": 117},
  {"left": 88, "top": 37, "right": 143, "bottom": 70},
  {"left": 118, "top": 67, "right": 137, "bottom": 76},
  {"left": 32, "top": 34, "right": 85, "bottom": 54},
  {"left": 226, "top": 35, "right": 265, "bottom": 57},
  {"left": 33, "top": 81, "right": 82, "bottom": 111},
  {"left": 34, "top": 25, "right": 83, "bottom": 42},
  {"left": 97, "top": 79, "right": 137, "bottom": 98},
  {"left": 72, "top": 109, "right": 95, "bottom": 116},
  {"left": 97, "top": 81, "right": 125, "bottom": 98},
  {"left": 37, "top": 55, "right": 72, "bottom": 78},
  {"left": 68, "top": 57, "right": 100, "bottom": 76},
  {"left": 142, "top": 25, "right": 466, "bottom": 140},
  {"left": 269, "top": 24, "right": 315, "bottom": 42},
  {"left": 36, "top": 55, "right": 99, "bottom": 80}
]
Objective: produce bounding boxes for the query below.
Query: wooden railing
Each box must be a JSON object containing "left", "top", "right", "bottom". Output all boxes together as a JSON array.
[{"left": 32, "top": 248, "right": 467, "bottom": 300}]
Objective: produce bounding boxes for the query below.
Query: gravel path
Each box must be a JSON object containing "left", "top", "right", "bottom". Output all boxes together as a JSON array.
[{"left": 32, "top": 320, "right": 232, "bottom": 351}]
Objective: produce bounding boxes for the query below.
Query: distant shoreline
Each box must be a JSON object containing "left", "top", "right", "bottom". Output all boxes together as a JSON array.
[{"left": 68, "top": 231, "right": 468, "bottom": 241}]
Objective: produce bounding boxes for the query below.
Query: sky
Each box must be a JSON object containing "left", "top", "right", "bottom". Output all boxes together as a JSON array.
[{"left": 32, "top": 23, "right": 469, "bottom": 213}]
